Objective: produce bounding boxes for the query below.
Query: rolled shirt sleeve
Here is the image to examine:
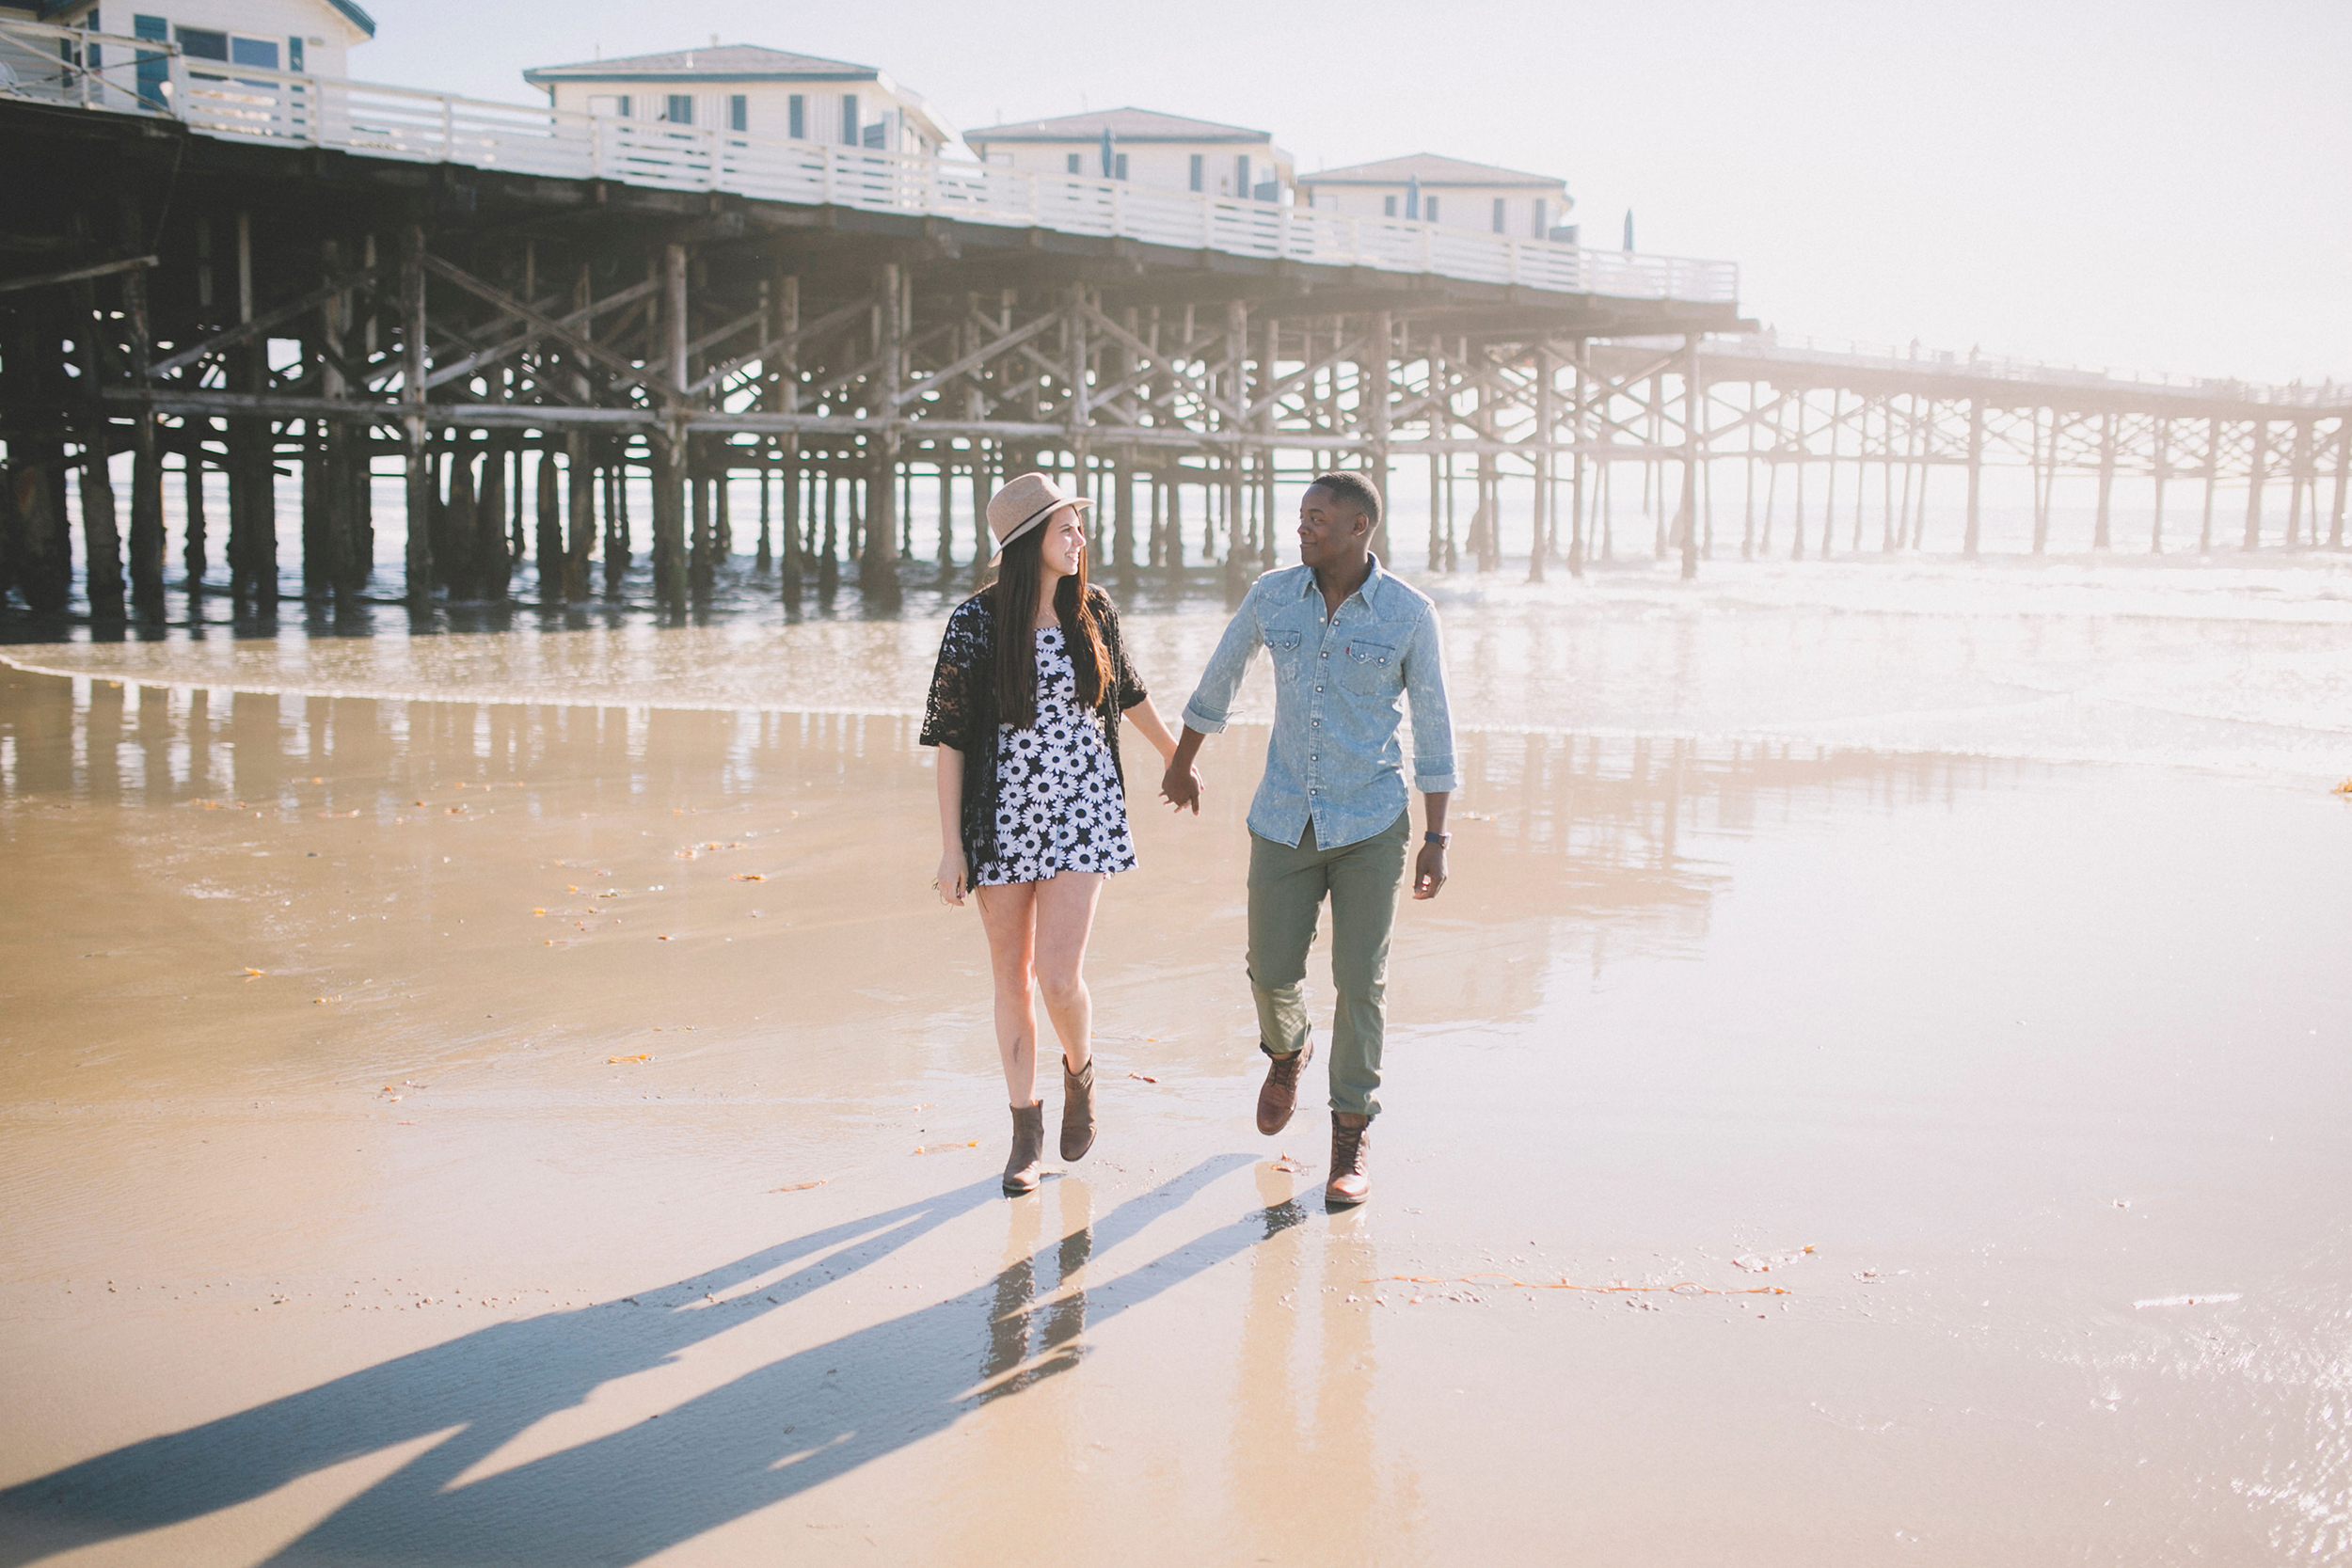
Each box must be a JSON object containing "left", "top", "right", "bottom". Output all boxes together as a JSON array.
[{"left": 1403, "top": 604, "right": 1459, "bottom": 794}]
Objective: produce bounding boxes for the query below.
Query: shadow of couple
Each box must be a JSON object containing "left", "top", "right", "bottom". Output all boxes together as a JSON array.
[{"left": 1, "top": 1153, "right": 1307, "bottom": 1565}]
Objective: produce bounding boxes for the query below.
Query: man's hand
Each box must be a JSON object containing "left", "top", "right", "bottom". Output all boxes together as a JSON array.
[
  {"left": 1411, "top": 842, "right": 1448, "bottom": 899},
  {"left": 1161, "top": 725, "right": 1208, "bottom": 816},
  {"left": 1161, "top": 761, "right": 1202, "bottom": 814}
]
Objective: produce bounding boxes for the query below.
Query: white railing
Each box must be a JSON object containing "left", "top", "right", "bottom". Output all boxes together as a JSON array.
[
  {"left": 1706, "top": 333, "right": 2344, "bottom": 409},
  {"left": 5, "top": 17, "right": 1740, "bottom": 308}
]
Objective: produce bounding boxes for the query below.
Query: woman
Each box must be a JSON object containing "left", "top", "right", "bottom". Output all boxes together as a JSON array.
[{"left": 920, "top": 472, "right": 1184, "bottom": 1196}]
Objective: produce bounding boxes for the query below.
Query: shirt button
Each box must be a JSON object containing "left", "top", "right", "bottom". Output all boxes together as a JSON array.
[{"left": 1315, "top": 686, "right": 1323, "bottom": 692}]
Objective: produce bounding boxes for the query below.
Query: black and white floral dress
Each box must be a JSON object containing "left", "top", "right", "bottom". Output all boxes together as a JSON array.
[{"left": 977, "top": 625, "right": 1138, "bottom": 886}]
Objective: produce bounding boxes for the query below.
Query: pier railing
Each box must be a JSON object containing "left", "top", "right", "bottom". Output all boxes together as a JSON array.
[
  {"left": 0, "top": 18, "right": 1739, "bottom": 308},
  {"left": 1703, "top": 335, "right": 2345, "bottom": 410}
]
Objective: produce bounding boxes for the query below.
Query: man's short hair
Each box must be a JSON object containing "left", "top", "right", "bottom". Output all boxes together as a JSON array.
[{"left": 1307, "top": 470, "right": 1382, "bottom": 531}]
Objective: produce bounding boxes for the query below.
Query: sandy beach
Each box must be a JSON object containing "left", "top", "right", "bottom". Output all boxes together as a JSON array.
[{"left": 4, "top": 559, "right": 2350, "bottom": 1563}]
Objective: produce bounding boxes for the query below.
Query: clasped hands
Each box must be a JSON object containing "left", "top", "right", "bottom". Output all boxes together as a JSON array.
[{"left": 1159, "top": 757, "right": 1203, "bottom": 815}]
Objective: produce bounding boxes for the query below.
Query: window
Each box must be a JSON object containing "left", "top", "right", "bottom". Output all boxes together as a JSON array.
[
  {"left": 729, "top": 95, "right": 746, "bottom": 133},
  {"left": 1383, "top": 195, "right": 1397, "bottom": 217},
  {"left": 288, "top": 36, "right": 303, "bottom": 71},
  {"left": 1188, "top": 153, "right": 1202, "bottom": 192},
  {"left": 133, "top": 13, "right": 167, "bottom": 106},
  {"left": 230, "top": 37, "right": 278, "bottom": 69},
  {"left": 177, "top": 27, "right": 228, "bottom": 60},
  {"left": 1493, "top": 198, "right": 1506, "bottom": 233},
  {"left": 1424, "top": 196, "right": 1439, "bottom": 222},
  {"left": 1114, "top": 152, "right": 1128, "bottom": 181},
  {"left": 1234, "top": 154, "right": 1250, "bottom": 198},
  {"left": 787, "top": 94, "right": 804, "bottom": 138},
  {"left": 588, "top": 94, "right": 629, "bottom": 117},
  {"left": 861, "top": 119, "right": 884, "bottom": 149},
  {"left": 842, "top": 94, "right": 858, "bottom": 145},
  {"left": 1067, "top": 152, "right": 1082, "bottom": 174},
  {"left": 1532, "top": 198, "right": 1548, "bottom": 238}
]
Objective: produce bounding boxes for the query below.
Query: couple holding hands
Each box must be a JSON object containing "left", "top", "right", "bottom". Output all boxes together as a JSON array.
[{"left": 921, "top": 468, "right": 1456, "bottom": 1208}]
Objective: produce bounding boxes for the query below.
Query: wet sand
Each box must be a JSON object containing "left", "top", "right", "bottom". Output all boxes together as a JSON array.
[{"left": 3, "top": 591, "right": 2350, "bottom": 1562}]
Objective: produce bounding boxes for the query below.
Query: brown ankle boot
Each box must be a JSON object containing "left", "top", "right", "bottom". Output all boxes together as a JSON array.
[
  {"left": 1324, "top": 1112, "right": 1371, "bottom": 1207},
  {"left": 1255, "top": 1040, "right": 1313, "bottom": 1135},
  {"left": 1003, "top": 1101, "right": 1044, "bottom": 1195},
  {"left": 1059, "top": 1057, "right": 1095, "bottom": 1163}
]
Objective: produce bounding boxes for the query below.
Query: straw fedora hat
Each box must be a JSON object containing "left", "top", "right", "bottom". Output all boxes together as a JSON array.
[{"left": 985, "top": 471, "right": 1092, "bottom": 558}]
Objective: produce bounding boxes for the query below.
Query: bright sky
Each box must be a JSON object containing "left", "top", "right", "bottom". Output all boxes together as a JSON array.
[{"left": 358, "top": 0, "right": 2350, "bottom": 387}]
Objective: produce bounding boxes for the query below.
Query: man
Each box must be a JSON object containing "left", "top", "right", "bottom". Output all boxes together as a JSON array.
[{"left": 1162, "top": 471, "right": 1455, "bottom": 1208}]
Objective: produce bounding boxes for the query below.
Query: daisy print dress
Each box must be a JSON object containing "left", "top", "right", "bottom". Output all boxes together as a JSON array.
[{"left": 976, "top": 625, "right": 1138, "bottom": 887}]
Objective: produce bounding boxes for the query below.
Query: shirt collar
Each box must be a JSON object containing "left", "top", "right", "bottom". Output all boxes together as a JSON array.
[{"left": 1296, "top": 554, "right": 1387, "bottom": 611}]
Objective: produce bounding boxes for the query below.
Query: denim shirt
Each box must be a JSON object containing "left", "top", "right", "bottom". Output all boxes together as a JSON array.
[{"left": 1180, "top": 557, "right": 1458, "bottom": 850}]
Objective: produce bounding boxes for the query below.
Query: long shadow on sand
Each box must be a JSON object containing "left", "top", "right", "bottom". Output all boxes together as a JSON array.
[{"left": 1, "top": 1154, "right": 1274, "bottom": 1564}]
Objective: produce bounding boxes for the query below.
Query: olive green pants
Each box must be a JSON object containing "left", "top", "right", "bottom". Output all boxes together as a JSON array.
[{"left": 1246, "top": 811, "right": 1410, "bottom": 1119}]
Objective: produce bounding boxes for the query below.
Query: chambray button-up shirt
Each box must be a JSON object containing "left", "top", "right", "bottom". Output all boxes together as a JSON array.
[{"left": 1180, "top": 557, "right": 1458, "bottom": 850}]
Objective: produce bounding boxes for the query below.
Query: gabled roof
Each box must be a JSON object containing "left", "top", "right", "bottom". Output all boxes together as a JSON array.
[
  {"left": 1298, "top": 152, "right": 1566, "bottom": 190},
  {"left": 523, "top": 44, "right": 881, "bottom": 86},
  {"left": 966, "top": 106, "right": 1273, "bottom": 147},
  {"left": 39, "top": 0, "right": 375, "bottom": 34}
]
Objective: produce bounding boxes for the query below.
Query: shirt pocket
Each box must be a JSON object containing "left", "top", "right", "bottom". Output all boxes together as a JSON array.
[
  {"left": 1264, "top": 628, "right": 1304, "bottom": 683},
  {"left": 1339, "top": 636, "right": 1400, "bottom": 696}
]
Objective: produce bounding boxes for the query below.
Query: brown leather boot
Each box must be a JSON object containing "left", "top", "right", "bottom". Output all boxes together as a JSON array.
[
  {"left": 1255, "top": 1040, "right": 1312, "bottom": 1135},
  {"left": 1003, "top": 1101, "right": 1044, "bottom": 1195},
  {"left": 1059, "top": 1057, "right": 1096, "bottom": 1163},
  {"left": 1324, "top": 1112, "right": 1371, "bottom": 1207}
]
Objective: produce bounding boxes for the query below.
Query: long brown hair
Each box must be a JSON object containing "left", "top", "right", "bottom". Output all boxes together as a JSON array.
[{"left": 983, "top": 522, "right": 1110, "bottom": 729}]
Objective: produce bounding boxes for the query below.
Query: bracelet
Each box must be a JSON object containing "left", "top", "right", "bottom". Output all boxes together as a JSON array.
[{"left": 1424, "top": 831, "right": 1451, "bottom": 846}]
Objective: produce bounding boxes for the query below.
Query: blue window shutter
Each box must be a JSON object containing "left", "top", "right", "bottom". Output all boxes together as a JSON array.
[
  {"left": 1384, "top": 195, "right": 1396, "bottom": 217},
  {"left": 289, "top": 36, "right": 303, "bottom": 71},
  {"left": 842, "top": 94, "right": 858, "bottom": 145},
  {"left": 788, "top": 94, "right": 803, "bottom": 138},
  {"left": 1115, "top": 152, "right": 1128, "bottom": 182},
  {"left": 729, "top": 95, "right": 746, "bottom": 133},
  {"left": 1189, "top": 154, "right": 1202, "bottom": 191},
  {"left": 1235, "top": 154, "right": 1248, "bottom": 196},
  {"left": 619, "top": 95, "right": 631, "bottom": 118},
  {"left": 1425, "top": 196, "right": 1438, "bottom": 223},
  {"left": 1066, "top": 152, "right": 1080, "bottom": 174},
  {"left": 133, "top": 14, "right": 167, "bottom": 106}
]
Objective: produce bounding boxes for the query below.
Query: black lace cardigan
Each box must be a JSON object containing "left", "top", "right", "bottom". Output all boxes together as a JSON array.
[{"left": 919, "top": 586, "right": 1149, "bottom": 871}]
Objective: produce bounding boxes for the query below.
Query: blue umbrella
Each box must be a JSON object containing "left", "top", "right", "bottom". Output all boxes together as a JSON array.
[
  {"left": 1101, "top": 125, "right": 1115, "bottom": 178},
  {"left": 1406, "top": 174, "right": 1420, "bottom": 221}
]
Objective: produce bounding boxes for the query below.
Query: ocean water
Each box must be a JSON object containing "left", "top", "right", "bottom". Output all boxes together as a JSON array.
[{"left": 8, "top": 553, "right": 2348, "bottom": 784}]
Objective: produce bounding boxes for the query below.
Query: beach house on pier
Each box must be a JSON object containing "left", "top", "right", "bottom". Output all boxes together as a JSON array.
[
  {"left": 964, "top": 107, "right": 1292, "bottom": 200},
  {"left": 1298, "top": 152, "right": 1573, "bottom": 242},
  {"left": 2, "top": 0, "right": 373, "bottom": 92},
  {"left": 521, "top": 44, "right": 953, "bottom": 156}
]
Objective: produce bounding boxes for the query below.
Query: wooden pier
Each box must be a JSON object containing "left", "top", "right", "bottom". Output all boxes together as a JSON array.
[{"left": 0, "top": 19, "right": 2342, "bottom": 626}]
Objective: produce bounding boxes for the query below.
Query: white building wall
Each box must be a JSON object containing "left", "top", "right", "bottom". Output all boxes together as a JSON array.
[
  {"left": 54, "top": 0, "right": 361, "bottom": 76},
  {"left": 977, "top": 140, "right": 1291, "bottom": 198},
  {"left": 1305, "top": 182, "right": 1563, "bottom": 238},
  {"left": 548, "top": 80, "right": 937, "bottom": 153}
]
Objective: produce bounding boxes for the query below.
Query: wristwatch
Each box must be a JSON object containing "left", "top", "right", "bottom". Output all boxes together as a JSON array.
[{"left": 1423, "top": 831, "right": 1452, "bottom": 846}]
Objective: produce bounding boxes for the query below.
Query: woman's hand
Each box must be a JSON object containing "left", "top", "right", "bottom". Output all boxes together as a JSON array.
[{"left": 935, "top": 847, "right": 970, "bottom": 906}]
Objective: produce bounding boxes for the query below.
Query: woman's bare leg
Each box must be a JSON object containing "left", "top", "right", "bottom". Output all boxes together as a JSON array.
[
  {"left": 1032, "top": 871, "right": 1104, "bottom": 1075},
  {"left": 976, "top": 880, "right": 1041, "bottom": 1106}
]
